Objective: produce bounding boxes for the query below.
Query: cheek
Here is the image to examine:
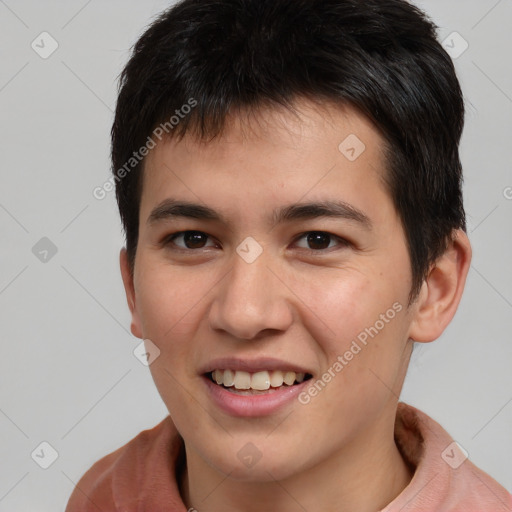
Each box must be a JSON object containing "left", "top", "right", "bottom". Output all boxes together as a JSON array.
[
  {"left": 135, "top": 259, "right": 211, "bottom": 336},
  {"left": 135, "top": 264, "right": 212, "bottom": 427},
  {"left": 134, "top": 260, "right": 217, "bottom": 384},
  {"left": 294, "top": 265, "right": 409, "bottom": 405},
  {"left": 295, "top": 268, "right": 396, "bottom": 355}
]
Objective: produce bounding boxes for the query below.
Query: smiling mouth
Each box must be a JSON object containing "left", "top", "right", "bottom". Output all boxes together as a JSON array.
[{"left": 208, "top": 369, "right": 313, "bottom": 395}]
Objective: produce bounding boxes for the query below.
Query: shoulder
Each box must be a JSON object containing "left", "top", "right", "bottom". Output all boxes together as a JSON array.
[
  {"left": 65, "top": 417, "right": 175, "bottom": 512},
  {"left": 388, "top": 403, "right": 512, "bottom": 511},
  {"left": 64, "top": 446, "right": 122, "bottom": 511}
]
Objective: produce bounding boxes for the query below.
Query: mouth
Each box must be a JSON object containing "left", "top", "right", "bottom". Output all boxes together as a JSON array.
[
  {"left": 200, "top": 358, "right": 315, "bottom": 416},
  {"left": 206, "top": 369, "right": 313, "bottom": 395}
]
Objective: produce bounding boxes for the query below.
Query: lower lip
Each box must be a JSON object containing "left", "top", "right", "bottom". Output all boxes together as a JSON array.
[{"left": 203, "top": 375, "right": 309, "bottom": 417}]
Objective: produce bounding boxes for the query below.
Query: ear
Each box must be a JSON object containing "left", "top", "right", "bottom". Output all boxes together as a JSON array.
[
  {"left": 120, "top": 248, "right": 143, "bottom": 339},
  {"left": 408, "top": 229, "right": 472, "bottom": 343}
]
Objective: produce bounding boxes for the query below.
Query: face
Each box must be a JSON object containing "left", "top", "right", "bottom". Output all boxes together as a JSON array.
[{"left": 122, "top": 100, "right": 419, "bottom": 482}]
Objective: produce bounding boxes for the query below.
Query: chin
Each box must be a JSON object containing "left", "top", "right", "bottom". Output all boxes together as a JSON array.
[
  {"left": 216, "top": 459, "right": 299, "bottom": 483},
  {"left": 198, "top": 439, "right": 310, "bottom": 483}
]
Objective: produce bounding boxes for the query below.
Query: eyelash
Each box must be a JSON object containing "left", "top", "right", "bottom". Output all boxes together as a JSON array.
[{"left": 161, "top": 230, "right": 350, "bottom": 254}]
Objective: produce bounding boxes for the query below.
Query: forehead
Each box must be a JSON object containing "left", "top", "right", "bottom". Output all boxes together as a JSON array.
[{"left": 139, "top": 100, "right": 393, "bottom": 227}]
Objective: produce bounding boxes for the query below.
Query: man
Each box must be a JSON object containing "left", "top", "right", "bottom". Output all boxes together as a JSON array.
[{"left": 67, "top": 0, "right": 511, "bottom": 510}]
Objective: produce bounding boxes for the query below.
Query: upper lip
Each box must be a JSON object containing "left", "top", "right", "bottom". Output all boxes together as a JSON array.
[{"left": 200, "top": 357, "right": 312, "bottom": 375}]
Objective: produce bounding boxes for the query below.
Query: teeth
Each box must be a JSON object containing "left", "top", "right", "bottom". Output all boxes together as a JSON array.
[
  {"left": 213, "top": 369, "right": 223, "bottom": 385},
  {"left": 269, "top": 370, "right": 284, "bottom": 388},
  {"left": 211, "top": 369, "right": 306, "bottom": 390},
  {"left": 233, "top": 371, "right": 251, "bottom": 390},
  {"left": 251, "top": 371, "right": 270, "bottom": 390},
  {"left": 283, "top": 371, "right": 296, "bottom": 385},
  {"left": 223, "top": 369, "right": 235, "bottom": 387}
]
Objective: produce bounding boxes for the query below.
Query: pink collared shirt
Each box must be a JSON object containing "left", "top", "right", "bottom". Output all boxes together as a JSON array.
[{"left": 66, "top": 402, "right": 512, "bottom": 511}]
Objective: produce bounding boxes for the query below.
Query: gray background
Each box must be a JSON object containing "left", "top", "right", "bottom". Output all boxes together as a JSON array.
[{"left": 0, "top": 0, "right": 510, "bottom": 510}]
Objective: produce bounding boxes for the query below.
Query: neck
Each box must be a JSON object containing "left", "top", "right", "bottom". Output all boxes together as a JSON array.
[{"left": 180, "top": 407, "right": 413, "bottom": 512}]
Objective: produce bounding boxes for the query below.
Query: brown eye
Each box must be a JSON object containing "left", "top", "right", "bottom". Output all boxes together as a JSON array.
[
  {"left": 184, "top": 231, "right": 208, "bottom": 248},
  {"left": 294, "top": 231, "right": 349, "bottom": 252},
  {"left": 306, "top": 232, "right": 332, "bottom": 250},
  {"left": 166, "top": 231, "right": 216, "bottom": 249}
]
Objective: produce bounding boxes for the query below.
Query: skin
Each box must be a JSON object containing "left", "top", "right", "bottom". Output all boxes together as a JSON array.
[{"left": 120, "top": 99, "right": 471, "bottom": 512}]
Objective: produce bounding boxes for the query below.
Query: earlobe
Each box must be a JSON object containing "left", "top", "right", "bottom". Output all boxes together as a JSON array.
[
  {"left": 408, "top": 229, "right": 472, "bottom": 343},
  {"left": 119, "top": 248, "right": 143, "bottom": 339}
]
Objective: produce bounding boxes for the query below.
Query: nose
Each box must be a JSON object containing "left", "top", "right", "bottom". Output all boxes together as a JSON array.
[{"left": 208, "top": 253, "right": 293, "bottom": 340}]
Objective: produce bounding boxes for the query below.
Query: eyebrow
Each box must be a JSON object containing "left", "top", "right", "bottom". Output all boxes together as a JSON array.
[{"left": 147, "top": 198, "right": 372, "bottom": 230}]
